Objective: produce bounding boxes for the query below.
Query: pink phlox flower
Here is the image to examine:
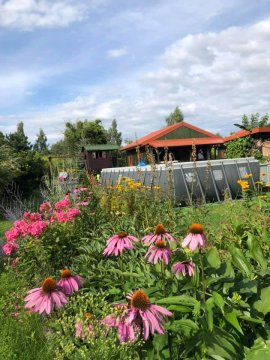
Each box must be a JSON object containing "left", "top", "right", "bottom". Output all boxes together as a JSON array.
[
  {"left": 142, "top": 224, "right": 176, "bottom": 246},
  {"left": 145, "top": 240, "right": 171, "bottom": 265},
  {"left": 12, "top": 258, "right": 19, "bottom": 267},
  {"left": 57, "top": 269, "right": 83, "bottom": 296},
  {"left": 54, "top": 198, "right": 70, "bottom": 211},
  {"left": 24, "top": 278, "right": 68, "bottom": 315},
  {"left": 103, "top": 232, "right": 139, "bottom": 257},
  {"left": 23, "top": 212, "right": 29, "bottom": 219},
  {"left": 3, "top": 242, "right": 19, "bottom": 256},
  {"left": 172, "top": 261, "right": 195, "bottom": 276},
  {"left": 126, "top": 290, "right": 173, "bottom": 340},
  {"left": 66, "top": 208, "right": 80, "bottom": 219},
  {"left": 39, "top": 202, "right": 52, "bottom": 212},
  {"left": 28, "top": 220, "right": 47, "bottom": 237},
  {"left": 5, "top": 227, "right": 20, "bottom": 242},
  {"left": 13, "top": 220, "right": 29, "bottom": 238},
  {"left": 182, "top": 224, "right": 206, "bottom": 251},
  {"left": 29, "top": 212, "right": 42, "bottom": 222}
]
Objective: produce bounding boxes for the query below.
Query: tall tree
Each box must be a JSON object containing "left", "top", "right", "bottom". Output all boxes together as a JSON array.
[
  {"left": 63, "top": 119, "right": 108, "bottom": 154},
  {"left": 107, "top": 119, "right": 122, "bottom": 145},
  {"left": 165, "top": 106, "right": 184, "bottom": 126},
  {"left": 0, "top": 130, "right": 6, "bottom": 146},
  {"left": 235, "top": 113, "right": 270, "bottom": 131},
  {"left": 34, "top": 128, "right": 48, "bottom": 154},
  {"left": 6, "top": 122, "right": 32, "bottom": 152}
]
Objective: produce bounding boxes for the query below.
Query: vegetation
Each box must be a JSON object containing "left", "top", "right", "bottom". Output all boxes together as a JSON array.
[
  {"left": 165, "top": 106, "right": 184, "bottom": 126},
  {"left": 1, "top": 173, "right": 270, "bottom": 359}
]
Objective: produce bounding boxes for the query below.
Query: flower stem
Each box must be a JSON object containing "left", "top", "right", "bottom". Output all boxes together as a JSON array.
[{"left": 199, "top": 251, "right": 206, "bottom": 303}]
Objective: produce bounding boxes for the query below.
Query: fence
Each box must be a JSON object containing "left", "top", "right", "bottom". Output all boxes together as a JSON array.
[{"left": 101, "top": 157, "right": 260, "bottom": 203}]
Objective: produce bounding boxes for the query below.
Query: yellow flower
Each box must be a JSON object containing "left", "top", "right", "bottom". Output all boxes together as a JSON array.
[
  {"left": 255, "top": 181, "right": 263, "bottom": 185},
  {"left": 244, "top": 174, "right": 252, "bottom": 178},
  {"left": 265, "top": 184, "right": 270, "bottom": 188},
  {"left": 153, "top": 186, "right": 160, "bottom": 190}
]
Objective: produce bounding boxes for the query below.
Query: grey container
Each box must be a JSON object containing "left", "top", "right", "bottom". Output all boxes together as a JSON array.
[{"left": 101, "top": 158, "right": 260, "bottom": 203}]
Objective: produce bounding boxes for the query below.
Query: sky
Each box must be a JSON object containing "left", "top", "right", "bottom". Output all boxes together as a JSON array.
[{"left": 0, "top": 0, "right": 270, "bottom": 144}]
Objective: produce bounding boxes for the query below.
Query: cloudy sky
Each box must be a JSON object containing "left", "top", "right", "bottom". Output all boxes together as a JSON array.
[{"left": 0, "top": 0, "right": 270, "bottom": 143}]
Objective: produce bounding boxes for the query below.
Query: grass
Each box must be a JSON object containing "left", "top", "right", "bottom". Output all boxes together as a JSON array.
[{"left": 0, "top": 219, "right": 12, "bottom": 238}]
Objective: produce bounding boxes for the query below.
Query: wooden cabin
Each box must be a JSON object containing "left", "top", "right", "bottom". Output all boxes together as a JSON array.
[
  {"left": 121, "top": 122, "right": 224, "bottom": 166},
  {"left": 82, "top": 144, "right": 119, "bottom": 173}
]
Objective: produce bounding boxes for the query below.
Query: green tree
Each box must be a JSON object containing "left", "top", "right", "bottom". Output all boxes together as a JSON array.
[
  {"left": 50, "top": 140, "right": 66, "bottom": 156},
  {"left": 0, "top": 145, "right": 21, "bottom": 194},
  {"left": 225, "top": 137, "right": 253, "bottom": 159},
  {"left": 106, "top": 119, "right": 122, "bottom": 145},
  {"left": 6, "top": 122, "right": 32, "bottom": 152},
  {"left": 33, "top": 128, "right": 48, "bottom": 154},
  {"left": 235, "top": 113, "right": 270, "bottom": 131},
  {"left": 0, "top": 131, "right": 6, "bottom": 146},
  {"left": 64, "top": 119, "right": 108, "bottom": 154},
  {"left": 165, "top": 106, "right": 184, "bottom": 126}
]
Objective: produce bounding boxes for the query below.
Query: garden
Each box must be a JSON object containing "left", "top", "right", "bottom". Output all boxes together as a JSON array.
[{"left": 1, "top": 172, "right": 270, "bottom": 360}]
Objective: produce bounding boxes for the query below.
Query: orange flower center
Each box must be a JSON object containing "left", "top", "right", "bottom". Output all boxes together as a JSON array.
[
  {"left": 42, "top": 278, "right": 56, "bottom": 293},
  {"left": 155, "top": 239, "right": 166, "bottom": 248},
  {"left": 118, "top": 232, "right": 127, "bottom": 238},
  {"left": 189, "top": 223, "right": 204, "bottom": 234},
  {"left": 84, "top": 312, "right": 92, "bottom": 319},
  {"left": 131, "top": 290, "right": 150, "bottom": 310},
  {"left": 154, "top": 224, "right": 166, "bottom": 235},
  {"left": 61, "top": 269, "right": 72, "bottom": 278}
]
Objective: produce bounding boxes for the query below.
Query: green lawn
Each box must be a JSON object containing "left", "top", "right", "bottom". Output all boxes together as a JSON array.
[{"left": 0, "top": 220, "right": 12, "bottom": 238}]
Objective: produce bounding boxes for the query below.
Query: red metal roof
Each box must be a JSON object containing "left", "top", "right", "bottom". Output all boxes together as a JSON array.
[
  {"left": 121, "top": 121, "right": 223, "bottom": 150},
  {"left": 223, "top": 127, "right": 270, "bottom": 142},
  {"left": 149, "top": 138, "right": 224, "bottom": 148}
]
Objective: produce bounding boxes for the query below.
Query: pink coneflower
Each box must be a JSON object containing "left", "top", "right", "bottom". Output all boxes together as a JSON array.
[
  {"left": 127, "top": 290, "right": 173, "bottom": 340},
  {"left": 172, "top": 261, "right": 195, "bottom": 276},
  {"left": 75, "top": 313, "right": 92, "bottom": 338},
  {"left": 145, "top": 239, "right": 171, "bottom": 265},
  {"left": 142, "top": 224, "right": 176, "bottom": 246},
  {"left": 24, "top": 277, "right": 68, "bottom": 315},
  {"left": 57, "top": 269, "right": 83, "bottom": 295},
  {"left": 103, "top": 232, "right": 139, "bottom": 256},
  {"left": 102, "top": 304, "right": 136, "bottom": 343},
  {"left": 182, "top": 224, "right": 206, "bottom": 251}
]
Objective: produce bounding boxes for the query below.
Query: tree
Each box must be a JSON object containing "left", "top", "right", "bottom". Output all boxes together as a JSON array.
[
  {"left": 234, "top": 113, "right": 270, "bottom": 131},
  {"left": 6, "top": 122, "right": 32, "bottom": 152},
  {"left": 0, "top": 145, "right": 21, "bottom": 194},
  {"left": 165, "top": 106, "right": 184, "bottom": 126},
  {"left": 34, "top": 128, "right": 48, "bottom": 154},
  {"left": 107, "top": 119, "right": 122, "bottom": 145}
]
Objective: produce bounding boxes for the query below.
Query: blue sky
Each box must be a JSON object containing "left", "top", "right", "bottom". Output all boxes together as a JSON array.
[{"left": 0, "top": 0, "right": 270, "bottom": 143}]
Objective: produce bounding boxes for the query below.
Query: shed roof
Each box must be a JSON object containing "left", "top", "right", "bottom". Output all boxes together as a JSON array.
[
  {"left": 223, "top": 127, "right": 270, "bottom": 142},
  {"left": 82, "top": 144, "right": 120, "bottom": 151},
  {"left": 121, "top": 121, "right": 223, "bottom": 150}
]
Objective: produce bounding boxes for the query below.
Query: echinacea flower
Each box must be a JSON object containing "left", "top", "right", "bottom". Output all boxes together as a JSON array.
[
  {"left": 172, "top": 261, "right": 195, "bottom": 276},
  {"left": 103, "top": 232, "right": 138, "bottom": 256},
  {"left": 102, "top": 304, "right": 136, "bottom": 343},
  {"left": 145, "top": 240, "right": 171, "bottom": 265},
  {"left": 24, "top": 277, "right": 68, "bottom": 315},
  {"left": 75, "top": 315, "right": 92, "bottom": 339},
  {"left": 182, "top": 223, "right": 206, "bottom": 251},
  {"left": 57, "top": 269, "right": 83, "bottom": 295},
  {"left": 142, "top": 224, "right": 176, "bottom": 246},
  {"left": 127, "top": 290, "right": 173, "bottom": 340}
]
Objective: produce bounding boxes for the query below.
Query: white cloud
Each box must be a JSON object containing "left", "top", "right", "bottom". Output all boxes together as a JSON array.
[
  {"left": 106, "top": 48, "right": 128, "bottom": 58},
  {"left": 0, "top": 0, "right": 87, "bottom": 30},
  {"left": 3, "top": 16, "right": 270, "bottom": 143}
]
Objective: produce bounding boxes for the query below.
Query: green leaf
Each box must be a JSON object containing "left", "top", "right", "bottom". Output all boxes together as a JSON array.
[
  {"left": 167, "top": 319, "right": 199, "bottom": 336},
  {"left": 225, "top": 311, "right": 244, "bottom": 335},
  {"left": 212, "top": 291, "right": 225, "bottom": 314},
  {"left": 156, "top": 295, "right": 199, "bottom": 307},
  {"left": 245, "top": 336, "right": 270, "bottom": 360},
  {"left": 229, "top": 246, "right": 253, "bottom": 278},
  {"left": 238, "top": 315, "right": 264, "bottom": 324},
  {"left": 253, "top": 286, "right": 270, "bottom": 316},
  {"left": 261, "top": 229, "right": 270, "bottom": 247},
  {"left": 167, "top": 305, "right": 192, "bottom": 313},
  {"left": 247, "top": 234, "right": 267, "bottom": 269},
  {"left": 205, "top": 297, "right": 214, "bottom": 332},
  {"left": 206, "top": 247, "right": 221, "bottom": 269}
]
